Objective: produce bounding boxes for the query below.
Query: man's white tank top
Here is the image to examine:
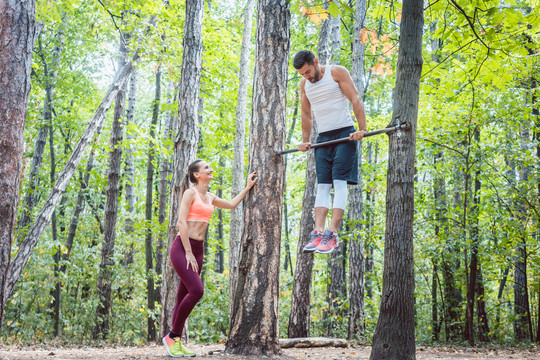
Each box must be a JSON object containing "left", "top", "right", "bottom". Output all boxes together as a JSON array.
[{"left": 304, "top": 65, "right": 354, "bottom": 133}]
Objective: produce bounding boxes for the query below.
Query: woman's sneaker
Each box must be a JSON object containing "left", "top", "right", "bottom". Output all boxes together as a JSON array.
[
  {"left": 303, "top": 230, "right": 323, "bottom": 252},
  {"left": 315, "top": 230, "right": 339, "bottom": 254},
  {"left": 179, "top": 342, "right": 196, "bottom": 357},
  {"left": 162, "top": 334, "right": 186, "bottom": 357}
]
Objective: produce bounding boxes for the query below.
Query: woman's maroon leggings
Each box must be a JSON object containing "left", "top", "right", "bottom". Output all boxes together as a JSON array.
[{"left": 170, "top": 236, "right": 205, "bottom": 336}]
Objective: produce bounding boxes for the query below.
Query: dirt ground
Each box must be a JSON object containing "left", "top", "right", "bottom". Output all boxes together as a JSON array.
[{"left": 1, "top": 344, "right": 539, "bottom": 360}]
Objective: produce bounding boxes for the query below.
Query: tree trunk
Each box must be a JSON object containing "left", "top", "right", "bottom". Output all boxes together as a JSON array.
[
  {"left": 288, "top": 125, "right": 317, "bottom": 339},
  {"left": 214, "top": 154, "right": 225, "bottom": 274},
  {"left": 288, "top": 3, "right": 332, "bottom": 337},
  {"left": 156, "top": 80, "right": 176, "bottom": 305},
  {"left": 476, "top": 265, "right": 490, "bottom": 342},
  {"left": 229, "top": 0, "right": 255, "bottom": 318},
  {"left": 123, "top": 70, "right": 137, "bottom": 267},
  {"left": 144, "top": 65, "right": 161, "bottom": 341},
  {"left": 18, "top": 19, "right": 65, "bottom": 239},
  {"left": 62, "top": 150, "right": 95, "bottom": 266},
  {"left": 464, "top": 127, "right": 481, "bottom": 346},
  {"left": 282, "top": 89, "right": 299, "bottom": 278},
  {"left": 347, "top": 0, "right": 366, "bottom": 341},
  {"left": 3, "top": 58, "right": 135, "bottom": 311},
  {"left": 93, "top": 42, "right": 128, "bottom": 339},
  {"left": 369, "top": 0, "right": 423, "bottom": 358},
  {"left": 364, "top": 142, "right": 377, "bottom": 299},
  {"left": 324, "top": 2, "right": 347, "bottom": 337},
  {"left": 159, "top": 0, "right": 204, "bottom": 339},
  {"left": 514, "top": 125, "right": 532, "bottom": 341},
  {"left": 225, "top": 0, "right": 290, "bottom": 355},
  {"left": 431, "top": 148, "right": 445, "bottom": 342}
]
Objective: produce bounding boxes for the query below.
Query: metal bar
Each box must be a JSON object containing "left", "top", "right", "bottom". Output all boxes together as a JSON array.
[{"left": 276, "top": 123, "right": 407, "bottom": 155}]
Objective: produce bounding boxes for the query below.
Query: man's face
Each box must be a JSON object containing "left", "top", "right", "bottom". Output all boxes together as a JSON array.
[{"left": 297, "top": 60, "right": 320, "bottom": 83}]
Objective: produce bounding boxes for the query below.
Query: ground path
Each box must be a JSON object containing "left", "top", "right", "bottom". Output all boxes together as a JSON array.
[{"left": 1, "top": 344, "right": 539, "bottom": 359}]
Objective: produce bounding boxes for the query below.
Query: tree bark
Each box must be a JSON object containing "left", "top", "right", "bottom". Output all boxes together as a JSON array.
[
  {"left": 514, "top": 125, "right": 532, "bottom": 341},
  {"left": 279, "top": 337, "right": 348, "bottom": 348},
  {"left": 156, "top": 80, "right": 176, "bottom": 305},
  {"left": 159, "top": 0, "right": 204, "bottom": 339},
  {"left": 93, "top": 40, "right": 128, "bottom": 339},
  {"left": 369, "top": 0, "right": 423, "bottom": 358},
  {"left": 144, "top": 65, "right": 161, "bottom": 341},
  {"left": 464, "top": 127, "right": 481, "bottom": 346},
  {"left": 364, "top": 142, "right": 378, "bottom": 299},
  {"left": 226, "top": 0, "right": 290, "bottom": 355},
  {"left": 123, "top": 70, "right": 137, "bottom": 267},
  {"left": 214, "top": 153, "right": 225, "bottom": 273},
  {"left": 229, "top": 0, "right": 255, "bottom": 318},
  {"left": 476, "top": 265, "right": 490, "bottom": 342},
  {"left": 347, "top": 0, "right": 366, "bottom": 341},
  {"left": 17, "top": 23, "right": 64, "bottom": 241},
  {"left": 3, "top": 58, "right": 135, "bottom": 312}
]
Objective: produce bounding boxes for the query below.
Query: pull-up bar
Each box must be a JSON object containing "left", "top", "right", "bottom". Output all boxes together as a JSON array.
[{"left": 276, "top": 122, "right": 409, "bottom": 156}]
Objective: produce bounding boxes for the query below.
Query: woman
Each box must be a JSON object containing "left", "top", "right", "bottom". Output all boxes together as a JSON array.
[{"left": 163, "top": 159, "right": 257, "bottom": 357}]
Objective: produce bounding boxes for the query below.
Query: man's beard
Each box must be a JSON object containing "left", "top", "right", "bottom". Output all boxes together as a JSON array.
[{"left": 312, "top": 67, "right": 321, "bottom": 83}]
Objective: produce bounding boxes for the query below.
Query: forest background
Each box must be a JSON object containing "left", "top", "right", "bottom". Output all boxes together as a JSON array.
[{"left": 1, "top": 0, "right": 540, "bottom": 350}]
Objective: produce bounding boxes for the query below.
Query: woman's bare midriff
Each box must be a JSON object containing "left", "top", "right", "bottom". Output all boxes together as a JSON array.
[{"left": 187, "top": 221, "right": 209, "bottom": 241}]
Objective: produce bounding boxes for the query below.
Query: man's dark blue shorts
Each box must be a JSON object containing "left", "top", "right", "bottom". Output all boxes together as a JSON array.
[{"left": 314, "top": 126, "right": 358, "bottom": 185}]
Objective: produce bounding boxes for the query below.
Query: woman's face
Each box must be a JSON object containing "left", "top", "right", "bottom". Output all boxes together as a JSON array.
[{"left": 195, "top": 161, "right": 214, "bottom": 182}]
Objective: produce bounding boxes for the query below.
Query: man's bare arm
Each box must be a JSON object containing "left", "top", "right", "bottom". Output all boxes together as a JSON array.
[
  {"left": 332, "top": 66, "right": 367, "bottom": 139},
  {"left": 298, "top": 78, "right": 313, "bottom": 151}
]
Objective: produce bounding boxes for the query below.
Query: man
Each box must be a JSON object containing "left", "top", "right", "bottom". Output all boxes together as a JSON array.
[{"left": 294, "top": 50, "right": 366, "bottom": 254}]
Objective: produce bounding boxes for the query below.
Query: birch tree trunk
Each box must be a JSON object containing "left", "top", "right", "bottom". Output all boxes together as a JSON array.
[
  {"left": 62, "top": 150, "right": 96, "bottom": 266},
  {"left": 123, "top": 70, "right": 137, "bottom": 267},
  {"left": 156, "top": 80, "right": 176, "bottom": 305},
  {"left": 226, "top": 0, "right": 290, "bottom": 355},
  {"left": 347, "top": 0, "right": 366, "bottom": 341},
  {"left": 17, "top": 19, "right": 64, "bottom": 237},
  {"left": 3, "top": 54, "right": 135, "bottom": 313},
  {"left": 159, "top": 0, "right": 204, "bottom": 339},
  {"left": 229, "top": 0, "right": 255, "bottom": 320},
  {"left": 369, "top": 0, "right": 423, "bottom": 358},
  {"left": 93, "top": 41, "right": 128, "bottom": 339}
]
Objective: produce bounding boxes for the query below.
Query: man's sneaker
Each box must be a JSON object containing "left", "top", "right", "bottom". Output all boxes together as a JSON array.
[
  {"left": 179, "top": 343, "right": 196, "bottom": 357},
  {"left": 315, "top": 230, "right": 339, "bottom": 254},
  {"left": 303, "top": 230, "right": 324, "bottom": 252},
  {"left": 162, "top": 333, "right": 184, "bottom": 357}
]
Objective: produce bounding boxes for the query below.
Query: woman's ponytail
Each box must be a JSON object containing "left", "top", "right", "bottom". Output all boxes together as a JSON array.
[
  {"left": 180, "top": 173, "right": 191, "bottom": 196},
  {"left": 180, "top": 159, "right": 204, "bottom": 195}
]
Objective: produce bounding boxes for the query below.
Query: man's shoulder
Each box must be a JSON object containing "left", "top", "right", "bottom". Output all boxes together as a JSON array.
[{"left": 330, "top": 65, "right": 351, "bottom": 78}]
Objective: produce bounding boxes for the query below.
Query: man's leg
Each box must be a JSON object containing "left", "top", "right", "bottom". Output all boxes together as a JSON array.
[
  {"left": 316, "top": 179, "right": 347, "bottom": 254},
  {"left": 328, "top": 179, "right": 348, "bottom": 232},
  {"left": 314, "top": 183, "right": 331, "bottom": 232},
  {"left": 327, "top": 208, "right": 344, "bottom": 233},
  {"left": 303, "top": 183, "right": 331, "bottom": 253},
  {"left": 314, "top": 206, "right": 329, "bottom": 233}
]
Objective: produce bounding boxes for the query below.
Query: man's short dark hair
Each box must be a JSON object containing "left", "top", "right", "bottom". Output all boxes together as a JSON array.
[{"left": 293, "top": 50, "right": 315, "bottom": 69}]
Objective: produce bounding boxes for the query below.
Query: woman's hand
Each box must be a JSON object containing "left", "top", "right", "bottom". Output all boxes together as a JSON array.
[
  {"left": 247, "top": 171, "right": 258, "bottom": 189},
  {"left": 186, "top": 252, "right": 198, "bottom": 272}
]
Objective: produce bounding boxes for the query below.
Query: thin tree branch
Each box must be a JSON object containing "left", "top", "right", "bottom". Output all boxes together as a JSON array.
[
  {"left": 421, "top": 137, "right": 465, "bottom": 157},
  {"left": 449, "top": 0, "right": 491, "bottom": 50}
]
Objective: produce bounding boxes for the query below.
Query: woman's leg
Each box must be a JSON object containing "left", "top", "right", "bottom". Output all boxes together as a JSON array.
[{"left": 170, "top": 237, "right": 205, "bottom": 336}]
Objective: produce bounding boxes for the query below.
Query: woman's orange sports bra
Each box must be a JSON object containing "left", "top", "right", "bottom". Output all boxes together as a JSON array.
[{"left": 187, "top": 187, "right": 214, "bottom": 222}]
